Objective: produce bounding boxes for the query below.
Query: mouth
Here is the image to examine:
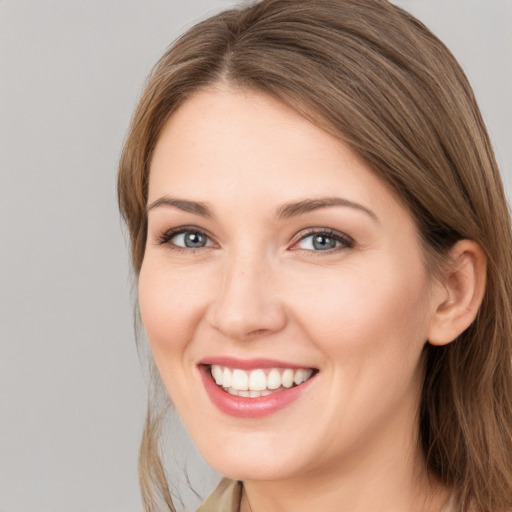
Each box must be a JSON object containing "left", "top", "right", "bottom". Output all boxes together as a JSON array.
[
  {"left": 198, "top": 359, "right": 318, "bottom": 418},
  {"left": 209, "top": 364, "right": 315, "bottom": 398}
]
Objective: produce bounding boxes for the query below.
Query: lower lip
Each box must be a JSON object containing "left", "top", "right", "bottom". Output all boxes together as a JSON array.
[{"left": 199, "top": 365, "right": 316, "bottom": 418}]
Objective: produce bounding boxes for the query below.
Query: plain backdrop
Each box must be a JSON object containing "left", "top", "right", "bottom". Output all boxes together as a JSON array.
[{"left": 0, "top": 1, "right": 510, "bottom": 511}]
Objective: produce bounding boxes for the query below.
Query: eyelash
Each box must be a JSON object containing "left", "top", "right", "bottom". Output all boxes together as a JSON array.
[
  {"left": 157, "top": 226, "right": 214, "bottom": 253},
  {"left": 293, "top": 228, "right": 355, "bottom": 254},
  {"left": 156, "top": 226, "right": 355, "bottom": 254}
]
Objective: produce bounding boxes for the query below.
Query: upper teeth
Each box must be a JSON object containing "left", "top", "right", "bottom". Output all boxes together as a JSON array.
[{"left": 210, "top": 365, "right": 314, "bottom": 392}]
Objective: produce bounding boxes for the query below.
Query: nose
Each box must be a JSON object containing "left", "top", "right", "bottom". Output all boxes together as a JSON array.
[{"left": 207, "top": 252, "right": 287, "bottom": 341}]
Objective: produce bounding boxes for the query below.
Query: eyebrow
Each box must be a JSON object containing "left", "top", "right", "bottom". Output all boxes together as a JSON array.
[
  {"left": 146, "top": 197, "right": 214, "bottom": 217},
  {"left": 276, "top": 197, "right": 379, "bottom": 223},
  {"left": 146, "top": 195, "right": 378, "bottom": 223}
]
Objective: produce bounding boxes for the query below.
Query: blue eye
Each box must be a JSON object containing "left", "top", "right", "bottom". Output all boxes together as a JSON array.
[
  {"left": 158, "top": 228, "right": 213, "bottom": 249},
  {"left": 295, "top": 230, "right": 353, "bottom": 252},
  {"left": 173, "top": 231, "right": 210, "bottom": 248}
]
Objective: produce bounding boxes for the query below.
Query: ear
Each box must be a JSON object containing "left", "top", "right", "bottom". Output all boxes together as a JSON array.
[{"left": 427, "top": 240, "right": 487, "bottom": 346}]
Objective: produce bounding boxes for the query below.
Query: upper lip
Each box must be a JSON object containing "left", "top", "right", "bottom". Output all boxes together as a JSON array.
[{"left": 199, "top": 356, "right": 317, "bottom": 371}]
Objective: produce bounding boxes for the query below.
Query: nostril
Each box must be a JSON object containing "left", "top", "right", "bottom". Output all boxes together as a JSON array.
[{"left": 246, "top": 328, "right": 273, "bottom": 338}]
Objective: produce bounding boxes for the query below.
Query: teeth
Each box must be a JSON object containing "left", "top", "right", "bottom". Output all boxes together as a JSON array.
[
  {"left": 232, "top": 369, "right": 249, "bottom": 391},
  {"left": 267, "top": 368, "right": 281, "bottom": 390},
  {"left": 210, "top": 365, "right": 314, "bottom": 395},
  {"left": 281, "top": 369, "right": 294, "bottom": 388},
  {"left": 222, "top": 367, "right": 232, "bottom": 388},
  {"left": 249, "top": 369, "right": 267, "bottom": 391},
  {"left": 212, "top": 365, "right": 223, "bottom": 385},
  {"left": 294, "top": 369, "right": 311, "bottom": 385}
]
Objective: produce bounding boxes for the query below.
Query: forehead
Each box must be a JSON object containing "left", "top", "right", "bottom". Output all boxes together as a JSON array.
[{"left": 148, "top": 87, "right": 407, "bottom": 224}]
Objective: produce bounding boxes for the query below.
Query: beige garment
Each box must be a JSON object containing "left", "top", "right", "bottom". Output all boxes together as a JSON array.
[
  {"left": 197, "top": 478, "right": 243, "bottom": 512},
  {"left": 197, "top": 478, "right": 457, "bottom": 512}
]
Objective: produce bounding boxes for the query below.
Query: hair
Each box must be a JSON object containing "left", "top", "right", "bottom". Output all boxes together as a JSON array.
[{"left": 117, "top": 0, "right": 512, "bottom": 510}]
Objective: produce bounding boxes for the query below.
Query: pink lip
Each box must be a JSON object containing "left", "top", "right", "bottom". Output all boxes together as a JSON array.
[
  {"left": 198, "top": 363, "right": 317, "bottom": 419},
  {"left": 199, "top": 356, "right": 315, "bottom": 370}
]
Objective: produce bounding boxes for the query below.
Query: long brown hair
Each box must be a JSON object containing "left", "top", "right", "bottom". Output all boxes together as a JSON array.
[{"left": 118, "top": 1, "right": 512, "bottom": 510}]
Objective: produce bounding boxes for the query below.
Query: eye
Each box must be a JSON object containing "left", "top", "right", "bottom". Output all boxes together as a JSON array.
[
  {"left": 158, "top": 227, "right": 214, "bottom": 250},
  {"left": 294, "top": 229, "right": 354, "bottom": 252}
]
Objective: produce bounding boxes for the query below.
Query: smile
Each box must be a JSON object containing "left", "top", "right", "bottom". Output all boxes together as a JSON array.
[
  {"left": 199, "top": 359, "right": 318, "bottom": 418},
  {"left": 210, "top": 365, "right": 314, "bottom": 398}
]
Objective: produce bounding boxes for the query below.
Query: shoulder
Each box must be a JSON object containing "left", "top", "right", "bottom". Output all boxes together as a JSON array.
[
  {"left": 440, "top": 493, "right": 481, "bottom": 512},
  {"left": 197, "top": 478, "right": 243, "bottom": 512},
  {"left": 440, "top": 492, "right": 457, "bottom": 512}
]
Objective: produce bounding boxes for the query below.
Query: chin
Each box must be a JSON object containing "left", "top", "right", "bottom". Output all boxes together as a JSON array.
[
  {"left": 192, "top": 428, "right": 314, "bottom": 482},
  {"left": 210, "top": 456, "right": 303, "bottom": 483}
]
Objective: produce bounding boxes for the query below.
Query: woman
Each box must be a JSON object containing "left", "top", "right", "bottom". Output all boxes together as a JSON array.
[{"left": 117, "top": 0, "right": 512, "bottom": 510}]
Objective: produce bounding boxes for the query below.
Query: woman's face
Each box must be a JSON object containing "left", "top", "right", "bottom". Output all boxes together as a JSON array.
[{"left": 139, "top": 87, "right": 440, "bottom": 483}]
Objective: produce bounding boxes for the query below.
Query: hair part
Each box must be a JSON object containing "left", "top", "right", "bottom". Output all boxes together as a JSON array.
[{"left": 118, "top": 1, "right": 512, "bottom": 510}]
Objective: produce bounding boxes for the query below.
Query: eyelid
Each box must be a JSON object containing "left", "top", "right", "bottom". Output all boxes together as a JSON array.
[
  {"left": 290, "top": 228, "right": 355, "bottom": 253},
  {"left": 154, "top": 225, "right": 354, "bottom": 254},
  {"left": 156, "top": 225, "right": 216, "bottom": 250}
]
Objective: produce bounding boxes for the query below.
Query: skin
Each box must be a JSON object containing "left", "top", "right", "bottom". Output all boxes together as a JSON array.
[{"left": 138, "top": 86, "right": 482, "bottom": 511}]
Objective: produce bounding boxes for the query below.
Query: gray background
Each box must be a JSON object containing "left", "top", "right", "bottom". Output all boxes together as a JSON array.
[{"left": 0, "top": 1, "right": 510, "bottom": 511}]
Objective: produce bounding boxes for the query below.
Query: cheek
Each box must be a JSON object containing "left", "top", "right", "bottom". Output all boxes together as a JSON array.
[
  {"left": 138, "top": 259, "right": 211, "bottom": 359},
  {"left": 285, "top": 261, "right": 431, "bottom": 440},
  {"left": 284, "top": 259, "right": 431, "bottom": 360}
]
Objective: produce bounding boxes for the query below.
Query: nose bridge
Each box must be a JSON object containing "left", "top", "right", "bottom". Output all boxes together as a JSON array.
[{"left": 209, "top": 246, "right": 286, "bottom": 340}]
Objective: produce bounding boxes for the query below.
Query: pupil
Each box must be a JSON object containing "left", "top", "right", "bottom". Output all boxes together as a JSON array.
[
  {"left": 185, "top": 232, "right": 205, "bottom": 248},
  {"left": 313, "top": 235, "right": 336, "bottom": 250}
]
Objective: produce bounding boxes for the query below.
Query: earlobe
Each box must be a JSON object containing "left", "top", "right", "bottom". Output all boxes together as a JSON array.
[{"left": 427, "top": 240, "right": 487, "bottom": 346}]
